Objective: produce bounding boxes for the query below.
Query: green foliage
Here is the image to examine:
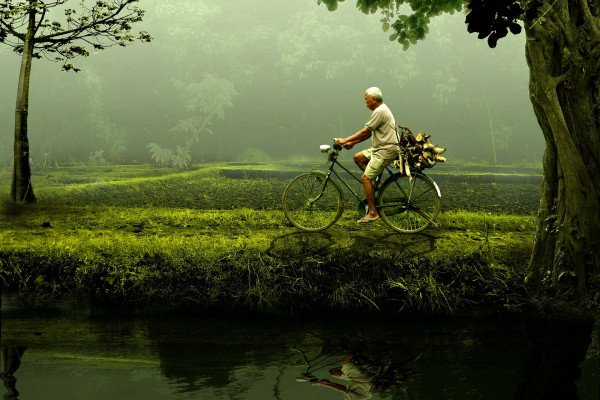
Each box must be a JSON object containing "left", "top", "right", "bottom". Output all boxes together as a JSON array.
[
  {"left": 0, "top": 0, "right": 152, "bottom": 71},
  {"left": 147, "top": 143, "right": 173, "bottom": 166},
  {"left": 317, "top": 0, "right": 344, "bottom": 12},
  {"left": 276, "top": 9, "right": 363, "bottom": 80},
  {"left": 318, "top": 0, "right": 466, "bottom": 49},
  {"left": 146, "top": 145, "right": 168, "bottom": 168},
  {"left": 84, "top": 71, "right": 127, "bottom": 159},
  {"left": 38, "top": 151, "right": 59, "bottom": 172},
  {"left": 88, "top": 150, "right": 106, "bottom": 165},
  {"left": 171, "top": 75, "right": 236, "bottom": 143},
  {"left": 319, "top": 0, "right": 527, "bottom": 50},
  {"left": 180, "top": 75, "right": 236, "bottom": 120},
  {"left": 171, "top": 145, "right": 192, "bottom": 169},
  {"left": 150, "top": 75, "right": 238, "bottom": 166},
  {"left": 0, "top": 202, "right": 533, "bottom": 311},
  {"left": 146, "top": 143, "right": 191, "bottom": 169}
]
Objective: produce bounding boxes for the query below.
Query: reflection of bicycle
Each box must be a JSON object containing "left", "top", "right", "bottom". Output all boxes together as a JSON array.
[
  {"left": 282, "top": 141, "right": 441, "bottom": 233},
  {"left": 275, "top": 334, "right": 344, "bottom": 384},
  {"left": 287, "top": 347, "right": 344, "bottom": 384}
]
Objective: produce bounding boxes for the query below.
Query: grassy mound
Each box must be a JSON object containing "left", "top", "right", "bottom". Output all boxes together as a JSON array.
[{"left": 0, "top": 163, "right": 537, "bottom": 313}]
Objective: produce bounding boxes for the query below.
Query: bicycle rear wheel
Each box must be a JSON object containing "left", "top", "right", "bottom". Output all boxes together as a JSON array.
[
  {"left": 282, "top": 173, "right": 344, "bottom": 231},
  {"left": 378, "top": 172, "right": 440, "bottom": 233}
]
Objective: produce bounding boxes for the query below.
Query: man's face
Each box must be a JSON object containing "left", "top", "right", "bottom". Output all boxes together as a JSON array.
[{"left": 364, "top": 93, "right": 379, "bottom": 110}]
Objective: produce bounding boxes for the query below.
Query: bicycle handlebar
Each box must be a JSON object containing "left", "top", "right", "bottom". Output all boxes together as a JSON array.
[{"left": 332, "top": 138, "right": 342, "bottom": 151}]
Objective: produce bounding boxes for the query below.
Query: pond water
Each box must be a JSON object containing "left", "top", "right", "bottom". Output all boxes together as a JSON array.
[{"left": 1, "top": 300, "right": 598, "bottom": 400}]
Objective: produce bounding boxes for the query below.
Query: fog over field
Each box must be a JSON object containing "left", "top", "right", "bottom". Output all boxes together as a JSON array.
[{"left": 0, "top": 0, "right": 543, "bottom": 167}]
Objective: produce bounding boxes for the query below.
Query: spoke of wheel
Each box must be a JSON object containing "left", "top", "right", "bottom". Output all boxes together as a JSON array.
[
  {"left": 409, "top": 186, "right": 434, "bottom": 204},
  {"left": 408, "top": 211, "right": 416, "bottom": 230},
  {"left": 412, "top": 207, "right": 438, "bottom": 226},
  {"left": 289, "top": 183, "right": 310, "bottom": 201},
  {"left": 401, "top": 208, "right": 411, "bottom": 229}
]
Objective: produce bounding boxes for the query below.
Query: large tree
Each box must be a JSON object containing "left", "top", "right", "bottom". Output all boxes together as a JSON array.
[
  {"left": 319, "top": 0, "right": 600, "bottom": 301},
  {"left": 0, "top": 0, "right": 151, "bottom": 203}
]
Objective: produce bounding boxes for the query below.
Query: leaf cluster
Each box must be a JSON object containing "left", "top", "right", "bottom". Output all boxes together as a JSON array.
[
  {"left": 465, "top": 0, "right": 524, "bottom": 48},
  {"left": 169, "top": 75, "right": 237, "bottom": 146},
  {"left": 146, "top": 143, "right": 192, "bottom": 169},
  {"left": 0, "top": 0, "right": 152, "bottom": 71},
  {"left": 318, "top": 0, "right": 536, "bottom": 49},
  {"left": 146, "top": 143, "right": 173, "bottom": 167},
  {"left": 318, "top": 0, "right": 464, "bottom": 49}
]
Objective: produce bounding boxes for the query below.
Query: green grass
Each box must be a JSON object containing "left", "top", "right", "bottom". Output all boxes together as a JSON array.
[
  {"left": 447, "top": 158, "right": 543, "bottom": 170},
  {"left": 0, "top": 163, "right": 537, "bottom": 313}
]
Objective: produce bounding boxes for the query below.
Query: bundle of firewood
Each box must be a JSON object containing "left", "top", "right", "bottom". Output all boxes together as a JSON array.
[{"left": 393, "top": 125, "right": 446, "bottom": 173}]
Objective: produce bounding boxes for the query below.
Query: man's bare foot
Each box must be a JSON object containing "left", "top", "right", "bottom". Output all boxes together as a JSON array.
[{"left": 357, "top": 216, "right": 380, "bottom": 224}]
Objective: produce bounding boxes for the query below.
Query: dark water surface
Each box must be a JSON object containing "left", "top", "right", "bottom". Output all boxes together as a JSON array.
[{"left": 1, "top": 300, "right": 598, "bottom": 400}]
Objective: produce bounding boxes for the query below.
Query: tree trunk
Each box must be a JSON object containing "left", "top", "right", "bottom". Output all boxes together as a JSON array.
[
  {"left": 10, "top": 7, "right": 36, "bottom": 203},
  {"left": 525, "top": 0, "right": 600, "bottom": 300}
]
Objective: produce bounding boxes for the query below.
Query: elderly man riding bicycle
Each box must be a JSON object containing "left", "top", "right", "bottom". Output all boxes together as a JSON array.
[{"left": 335, "top": 87, "right": 399, "bottom": 224}]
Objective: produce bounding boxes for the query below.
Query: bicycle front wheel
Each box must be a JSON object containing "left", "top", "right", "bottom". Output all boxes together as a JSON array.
[
  {"left": 378, "top": 172, "right": 440, "bottom": 233},
  {"left": 282, "top": 173, "right": 343, "bottom": 231}
]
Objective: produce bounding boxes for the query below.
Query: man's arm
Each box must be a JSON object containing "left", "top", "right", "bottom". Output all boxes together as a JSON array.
[
  {"left": 311, "top": 379, "right": 347, "bottom": 393},
  {"left": 336, "top": 127, "right": 372, "bottom": 148},
  {"left": 341, "top": 340, "right": 361, "bottom": 364}
]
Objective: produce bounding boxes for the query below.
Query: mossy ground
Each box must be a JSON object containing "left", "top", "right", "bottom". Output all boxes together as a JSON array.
[{"left": 0, "top": 162, "right": 539, "bottom": 314}]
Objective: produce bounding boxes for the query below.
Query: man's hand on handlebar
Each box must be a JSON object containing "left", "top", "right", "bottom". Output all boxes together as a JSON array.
[{"left": 334, "top": 138, "right": 354, "bottom": 150}]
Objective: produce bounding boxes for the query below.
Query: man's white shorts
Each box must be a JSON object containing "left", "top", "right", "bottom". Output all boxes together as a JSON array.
[{"left": 362, "top": 148, "right": 395, "bottom": 180}]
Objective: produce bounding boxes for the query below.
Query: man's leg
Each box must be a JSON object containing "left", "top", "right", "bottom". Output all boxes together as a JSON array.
[
  {"left": 360, "top": 173, "right": 378, "bottom": 220},
  {"left": 354, "top": 152, "right": 369, "bottom": 172},
  {"left": 355, "top": 151, "right": 378, "bottom": 221},
  {"left": 358, "top": 156, "right": 394, "bottom": 223}
]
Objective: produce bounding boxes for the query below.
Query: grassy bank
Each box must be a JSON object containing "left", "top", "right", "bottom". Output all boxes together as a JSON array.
[{"left": 0, "top": 163, "right": 538, "bottom": 313}]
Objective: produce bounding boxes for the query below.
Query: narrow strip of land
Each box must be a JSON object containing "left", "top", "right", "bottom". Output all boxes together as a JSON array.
[{"left": 0, "top": 163, "right": 539, "bottom": 312}]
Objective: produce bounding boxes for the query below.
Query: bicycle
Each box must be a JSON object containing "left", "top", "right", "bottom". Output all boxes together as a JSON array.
[{"left": 282, "top": 139, "right": 441, "bottom": 233}]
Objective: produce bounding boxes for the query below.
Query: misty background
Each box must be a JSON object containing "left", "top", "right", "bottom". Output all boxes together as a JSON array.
[{"left": 0, "top": 0, "right": 543, "bottom": 168}]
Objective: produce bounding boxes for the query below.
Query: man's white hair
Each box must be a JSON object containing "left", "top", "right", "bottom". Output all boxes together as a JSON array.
[{"left": 365, "top": 87, "right": 383, "bottom": 102}]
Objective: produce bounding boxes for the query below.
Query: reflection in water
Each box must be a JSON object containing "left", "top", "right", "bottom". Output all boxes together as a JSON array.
[
  {"left": 146, "top": 314, "right": 313, "bottom": 398},
  {"left": 308, "top": 340, "right": 418, "bottom": 399},
  {"left": 1, "top": 346, "right": 26, "bottom": 400},
  {"left": 514, "top": 313, "right": 595, "bottom": 400},
  {"left": 0, "top": 300, "right": 597, "bottom": 400}
]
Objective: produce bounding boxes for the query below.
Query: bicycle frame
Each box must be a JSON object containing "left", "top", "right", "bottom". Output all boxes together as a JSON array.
[{"left": 310, "top": 145, "right": 419, "bottom": 208}]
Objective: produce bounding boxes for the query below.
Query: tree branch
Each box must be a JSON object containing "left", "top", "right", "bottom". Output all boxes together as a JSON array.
[
  {"left": 32, "top": 6, "right": 46, "bottom": 37},
  {"left": 40, "top": 30, "right": 106, "bottom": 46},
  {"left": 552, "top": 73, "right": 567, "bottom": 86},
  {"left": 580, "top": 0, "right": 600, "bottom": 39},
  {"left": 1, "top": 0, "right": 149, "bottom": 69},
  {"left": 36, "top": 0, "right": 134, "bottom": 42},
  {"left": 550, "top": 3, "right": 574, "bottom": 46},
  {"left": 0, "top": 18, "right": 25, "bottom": 40}
]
